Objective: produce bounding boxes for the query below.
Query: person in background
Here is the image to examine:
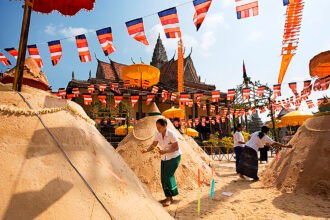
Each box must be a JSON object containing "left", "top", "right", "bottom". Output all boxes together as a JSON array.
[
  {"left": 238, "top": 126, "right": 292, "bottom": 181},
  {"left": 233, "top": 124, "right": 245, "bottom": 174},
  {"left": 173, "top": 117, "right": 183, "bottom": 134},
  {"left": 142, "top": 118, "right": 182, "bottom": 206}
]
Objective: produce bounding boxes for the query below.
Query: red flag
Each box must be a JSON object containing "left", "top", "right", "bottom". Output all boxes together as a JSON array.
[
  {"left": 273, "top": 84, "right": 282, "bottom": 98},
  {"left": 72, "top": 88, "right": 79, "bottom": 97},
  {"left": 114, "top": 95, "right": 123, "bottom": 107},
  {"left": 211, "top": 90, "right": 220, "bottom": 102},
  {"left": 227, "top": 89, "right": 236, "bottom": 101},
  {"left": 75, "top": 34, "right": 92, "bottom": 62},
  {"left": 130, "top": 95, "right": 139, "bottom": 107},
  {"left": 83, "top": 94, "right": 92, "bottom": 105},
  {"left": 158, "top": 7, "right": 181, "bottom": 38},
  {"left": 96, "top": 27, "right": 116, "bottom": 56},
  {"left": 4, "top": 48, "right": 18, "bottom": 59},
  {"left": 146, "top": 93, "right": 155, "bottom": 105},
  {"left": 27, "top": 44, "right": 43, "bottom": 68},
  {"left": 98, "top": 94, "right": 107, "bottom": 106},
  {"left": 88, "top": 85, "right": 95, "bottom": 94},
  {"left": 288, "top": 82, "right": 297, "bottom": 95},
  {"left": 47, "top": 40, "right": 62, "bottom": 66},
  {"left": 125, "top": 18, "right": 149, "bottom": 45},
  {"left": 242, "top": 88, "right": 250, "bottom": 100},
  {"left": 193, "top": 0, "right": 213, "bottom": 31},
  {"left": 256, "top": 86, "right": 265, "bottom": 97},
  {"left": 0, "top": 52, "right": 11, "bottom": 66}
]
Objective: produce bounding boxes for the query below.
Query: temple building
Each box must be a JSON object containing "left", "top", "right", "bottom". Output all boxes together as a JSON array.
[{"left": 66, "top": 35, "right": 228, "bottom": 145}]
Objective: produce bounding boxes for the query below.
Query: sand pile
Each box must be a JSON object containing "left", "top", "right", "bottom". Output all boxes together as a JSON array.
[
  {"left": 263, "top": 115, "right": 330, "bottom": 199},
  {"left": 116, "top": 115, "right": 212, "bottom": 193},
  {"left": 0, "top": 83, "right": 172, "bottom": 220}
]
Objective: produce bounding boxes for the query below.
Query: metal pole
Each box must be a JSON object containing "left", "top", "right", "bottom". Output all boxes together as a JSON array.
[{"left": 13, "top": 0, "right": 34, "bottom": 91}]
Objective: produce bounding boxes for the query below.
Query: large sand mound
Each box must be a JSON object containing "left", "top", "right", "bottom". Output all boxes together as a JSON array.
[
  {"left": 116, "top": 115, "right": 212, "bottom": 193},
  {"left": 263, "top": 115, "right": 330, "bottom": 199},
  {"left": 0, "top": 83, "right": 172, "bottom": 220}
]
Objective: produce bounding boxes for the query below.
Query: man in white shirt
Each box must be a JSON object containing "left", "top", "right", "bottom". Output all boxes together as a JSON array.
[
  {"left": 238, "top": 126, "right": 292, "bottom": 181},
  {"left": 233, "top": 124, "right": 246, "bottom": 173},
  {"left": 143, "top": 118, "right": 182, "bottom": 206}
]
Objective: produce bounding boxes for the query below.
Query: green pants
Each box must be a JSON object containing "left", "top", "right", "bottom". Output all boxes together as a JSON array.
[{"left": 161, "top": 155, "right": 181, "bottom": 197}]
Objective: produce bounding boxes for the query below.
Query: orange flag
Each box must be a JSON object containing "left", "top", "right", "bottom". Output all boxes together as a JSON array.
[{"left": 278, "top": 54, "right": 293, "bottom": 84}]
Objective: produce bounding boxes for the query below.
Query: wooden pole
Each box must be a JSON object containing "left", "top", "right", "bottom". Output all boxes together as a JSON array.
[
  {"left": 178, "top": 39, "right": 185, "bottom": 119},
  {"left": 13, "top": 0, "right": 34, "bottom": 91}
]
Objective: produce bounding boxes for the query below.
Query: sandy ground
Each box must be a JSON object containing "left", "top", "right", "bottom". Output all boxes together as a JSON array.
[{"left": 154, "top": 157, "right": 330, "bottom": 220}]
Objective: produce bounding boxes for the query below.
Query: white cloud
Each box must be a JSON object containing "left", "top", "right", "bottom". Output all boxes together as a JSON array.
[
  {"left": 44, "top": 24, "right": 93, "bottom": 41},
  {"left": 44, "top": 24, "right": 56, "bottom": 35},
  {"left": 199, "top": 31, "right": 217, "bottom": 57},
  {"left": 203, "top": 13, "right": 225, "bottom": 29}
]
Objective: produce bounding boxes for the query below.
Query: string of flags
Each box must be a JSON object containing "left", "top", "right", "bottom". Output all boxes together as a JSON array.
[
  {"left": 54, "top": 76, "right": 329, "bottom": 121},
  {"left": 0, "top": 0, "right": 217, "bottom": 68}
]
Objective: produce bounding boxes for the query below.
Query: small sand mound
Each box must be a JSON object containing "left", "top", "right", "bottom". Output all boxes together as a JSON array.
[
  {"left": 116, "top": 115, "right": 212, "bottom": 193},
  {"left": 0, "top": 83, "right": 172, "bottom": 220},
  {"left": 263, "top": 115, "right": 330, "bottom": 199}
]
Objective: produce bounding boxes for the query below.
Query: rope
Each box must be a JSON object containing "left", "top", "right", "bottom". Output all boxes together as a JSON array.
[
  {"left": 17, "top": 92, "right": 115, "bottom": 220},
  {"left": 132, "top": 128, "right": 154, "bottom": 141},
  {"left": 303, "top": 124, "right": 330, "bottom": 132}
]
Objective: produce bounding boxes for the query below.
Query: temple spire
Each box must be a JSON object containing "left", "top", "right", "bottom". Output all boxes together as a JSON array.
[
  {"left": 72, "top": 71, "right": 75, "bottom": 80},
  {"left": 150, "top": 34, "right": 168, "bottom": 69}
]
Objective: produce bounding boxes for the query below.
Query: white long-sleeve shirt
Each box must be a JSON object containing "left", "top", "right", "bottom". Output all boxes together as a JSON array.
[
  {"left": 245, "top": 132, "right": 275, "bottom": 152},
  {"left": 233, "top": 131, "right": 245, "bottom": 147}
]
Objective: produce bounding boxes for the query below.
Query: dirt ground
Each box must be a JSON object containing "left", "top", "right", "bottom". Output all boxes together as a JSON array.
[{"left": 154, "top": 157, "right": 330, "bottom": 220}]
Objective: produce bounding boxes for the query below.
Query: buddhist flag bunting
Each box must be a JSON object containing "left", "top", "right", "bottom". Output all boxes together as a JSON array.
[
  {"left": 180, "top": 92, "right": 190, "bottom": 104},
  {"left": 47, "top": 40, "right": 62, "bottom": 66},
  {"left": 131, "top": 95, "right": 139, "bottom": 107},
  {"left": 123, "top": 80, "right": 130, "bottom": 89},
  {"left": 146, "top": 93, "right": 155, "bottom": 105},
  {"left": 235, "top": 0, "right": 259, "bottom": 20},
  {"left": 161, "top": 90, "right": 169, "bottom": 102},
  {"left": 75, "top": 34, "right": 92, "bottom": 62},
  {"left": 58, "top": 88, "right": 66, "bottom": 98},
  {"left": 125, "top": 18, "right": 149, "bottom": 45},
  {"left": 114, "top": 95, "right": 123, "bottom": 107},
  {"left": 96, "top": 27, "right": 116, "bottom": 56},
  {"left": 320, "top": 76, "right": 330, "bottom": 91},
  {"left": 83, "top": 94, "right": 92, "bottom": 105},
  {"left": 158, "top": 7, "right": 182, "bottom": 39},
  {"left": 66, "top": 94, "right": 74, "bottom": 101},
  {"left": 193, "top": 0, "right": 212, "bottom": 31},
  {"left": 288, "top": 82, "right": 297, "bottom": 95},
  {"left": 171, "top": 93, "right": 177, "bottom": 101},
  {"left": 256, "top": 86, "right": 265, "bottom": 97},
  {"left": 188, "top": 99, "right": 194, "bottom": 108},
  {"left": 242, "top": 88, "right": 250, "bottom": 100},
  {"left": 27, "top": 44, "right": 44, "bottom": 68},
  {"left": 313, "top": 78, "right": 321, "bottom": 91},
  {"left": 98, "top": 84, "right": 107, "bottom": 92},
  {"left": 88, "top": 85, "right": 95, "bottom": 94},
  {"left": 0, "top": 52, "right": 11, "bottom": 66},
  {"left": 211, "top": 90, "right": 220, "bottom": 102},
  {"left": 151, "top": 85, "right": 159, "bottom": 94},
  {"left": 227, "top": 89, "right": 236, "bottom": 101},
  {"left": 4, "top": 48, "right": 18, "bottom": 59},
  {"left": 210, "top": 105, "right": 215, "bottom": 113},
  {"left": 142, "top": 80, "right": 150, "bottom": 89},
  {"left": 303, "top": 80, "right": 312, "bottom": 94},
  {"left": 72, "top": 88, "right": 79, "bottom": 97},
  {"left": 273, "top": 84, "right": 282, "bottom": 98},
  {"left": 306, "top": 100, "right": 314, "bottom": 109},
  {"left": 283, "top": 0, "right": 301, "bottom": 6},
  {"left": 98, "top": 94, "right": 107, "bottom": 106},
  {"left": 317, "top": 98, "right": 323, "bottom": 107}
]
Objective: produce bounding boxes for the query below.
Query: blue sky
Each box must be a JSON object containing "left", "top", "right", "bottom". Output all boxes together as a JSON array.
[{"left": 0, "top": 0, "right": 329, "bottom": 113}]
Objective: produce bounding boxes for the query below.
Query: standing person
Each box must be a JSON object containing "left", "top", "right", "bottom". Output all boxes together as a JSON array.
[
  {"left": 142, "top": 118, "right": 182, "bottom": 206},
  {"left": 173, "top": 117, "right": 183, "bottom": 134},
  {"left": 238, "top": 126, "right": 292, "bottom": 181},
  {"left": 233, "top": 124, "right": 246, "bottom": 174}
]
